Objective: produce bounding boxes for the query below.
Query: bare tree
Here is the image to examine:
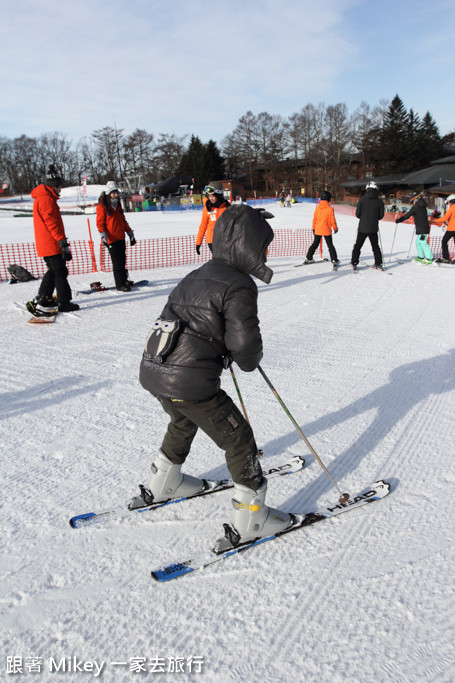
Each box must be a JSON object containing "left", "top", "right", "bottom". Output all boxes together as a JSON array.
[
  {"left": 153, "top": 133, "right": 187, "bottom": 180},
  {"left": 91, "top": 125, "right": 125, "bottom": 181}
]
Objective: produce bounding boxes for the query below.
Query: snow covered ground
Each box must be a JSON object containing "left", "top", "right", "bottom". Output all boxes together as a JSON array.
[{"left": 1, "top": 197, "right": 454, "bottom": 682}]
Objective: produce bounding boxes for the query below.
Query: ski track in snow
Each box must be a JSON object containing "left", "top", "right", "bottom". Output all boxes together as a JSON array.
[{"left": 1, "top": 201, "right": 454, "bottom": 682}]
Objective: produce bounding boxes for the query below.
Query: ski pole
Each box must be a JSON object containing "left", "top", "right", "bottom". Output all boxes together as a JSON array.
[
  {"left": 378, "top": 227, "right": 385, "bottom": 263},
  {"left": 230, "top": 366, "right": 250, "bottom": 423},
  {"left": 230, "top": 366, "right": 263, "bottom": 456},
  {"left": 388, "top": 223, "right": 398, "bottom": 264},
  {"left": 407, "top": 228, "right": 416, "bottom": 258},
  {"left": 257, "top": 365, "right": 349, "bottom": 503}
]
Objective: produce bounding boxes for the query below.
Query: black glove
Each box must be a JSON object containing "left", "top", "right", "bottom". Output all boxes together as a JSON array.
[
  {"left": 127, "top": 230, "right": 136, "bottom": 246},
  {"left": 58, "top": 239, "right": 72, "bottom": 262},
  {"left": 223, "top": 353, "right": 233, "bottom": 369},
  {"left": 196, "top": 244, "right": 201, "bottom": 255},
  {"left": 419, "top": 235, "right": 426, "bottom": 241},
  {"left": 100, "top": 232, "right": 108, "bottom": 247}
]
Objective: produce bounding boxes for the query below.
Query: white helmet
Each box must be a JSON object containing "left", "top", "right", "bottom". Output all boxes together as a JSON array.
[
  {"left": 105, "top": 180, "right": 119, "bottom": 195},
  {"left": 365, "top": 181, "right": 378, "bottom": 190},
  {"left": 445, "top": 194, "right": 455, "bottom": 205}
]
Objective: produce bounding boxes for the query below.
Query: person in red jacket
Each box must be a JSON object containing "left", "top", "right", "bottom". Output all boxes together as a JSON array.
[
  {"left": 303, "top": 191, "right": 339, "bottom": 265},
  {"left": 26, "top": 166, "right": 79, "bottom": 315},
  {"left": 433, "top": 194, "right": 455, "bottom": 263},
  {"left": 96, "top": 181, "right": 136, "bottom": 291},
  {"left": 195, "top": 182, "right": 229, "bottom": 254}
]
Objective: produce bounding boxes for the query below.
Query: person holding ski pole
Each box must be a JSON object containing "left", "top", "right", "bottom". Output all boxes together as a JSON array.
[
  {"left": 303, "top": 190, "right": 339, "bottom": 266},
  {"left": 137, "top": 204, "right": 294, "bottom": 550},
  {"left": 432, "top": 194, "right": 455, "bottom": 263},
  {"left": 351, "top": 181, "right": 385, "bottom": 270},
  {"left": 395, "top": 193, "right": 434, "bottom": 264},
  {"left": 195, "top": 182, "right": 229, "bottom": 254},
  {"left": 26, "top": 165, "right": 80, "bottom": 316},
  {"left": 96, "top": 181, "right": 136, "bottom": 292}
]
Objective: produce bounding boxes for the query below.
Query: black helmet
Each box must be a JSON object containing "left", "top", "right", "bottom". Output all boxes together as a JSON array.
[{"left": 320, "top": 190, "right": 332, "bottom": 201}]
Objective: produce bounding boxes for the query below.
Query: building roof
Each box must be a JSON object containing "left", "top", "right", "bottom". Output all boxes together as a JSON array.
[
  {"left": 426, "top": 181, "right": 455, "bottom": 195},
  {"left": 341, "top": 163, "right": 455, "bottom": 189},
  {"left": 340, "top": 173, "right": 408, "bottom": 188},
  {"left": 401, "top": 164, "right": 455, "bottom": 184}
]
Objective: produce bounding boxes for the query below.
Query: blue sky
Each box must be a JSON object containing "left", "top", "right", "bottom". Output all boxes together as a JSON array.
[{"left": 1, "top": 0, "right": 454, "bottom": 145}]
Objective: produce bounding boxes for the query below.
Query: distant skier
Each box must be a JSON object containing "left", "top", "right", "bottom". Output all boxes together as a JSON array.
[
  {"left": 432, "top": 194, "right": 455, "bottom": 263},
  {"left": 96, "top": 181, "right": 136, "bottom": 291},
  {"left": 195, "top": 182, "right": 229, "bottom": 254},
  {"left": 395, "top": 194, "right": 434, "bottom": 264},
  {"left": 279, "top": 191, "right": 286, "bottom": 207},
  {"left": 137, "top": 204, "right": 294, "bottom": 550},
  {"left": 351, "top": 181, "right": 385, "bottom": 270},
  {"left": 303, "top": 191, "right": 339, "bottom": 266},
  {"left": 26, "top": 165, "right": 79, "bottom": 316}
]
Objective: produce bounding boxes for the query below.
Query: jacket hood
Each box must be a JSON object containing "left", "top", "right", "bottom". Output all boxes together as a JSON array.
[
  {"left": 212, "top": 204, "right": 274, "bottom": 283},
  {"left": 415, "top": 197, "right": 427, "bottom": 208},
  {"left": 364, "top": 189, "right": 379, "bottom": 198},
  {"left": 31, "top": 184, "right": 59, "bottom": 200}
]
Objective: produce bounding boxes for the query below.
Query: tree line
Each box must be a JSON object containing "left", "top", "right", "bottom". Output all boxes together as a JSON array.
[{"left": 0, "top": 95, "right": 452, "bottom": 195}]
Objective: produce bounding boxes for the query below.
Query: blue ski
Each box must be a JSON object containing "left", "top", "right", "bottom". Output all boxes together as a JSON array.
[
  {"left": 151, "top": 480, "right": 391, "bottom": 582},
  {"left": 70, "top": 456, "right": 306, "bottom": 529}
]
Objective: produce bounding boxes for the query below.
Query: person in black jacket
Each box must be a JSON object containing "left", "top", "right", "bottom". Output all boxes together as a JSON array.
[
  {"left": 351, "top": 181, "right": 385, "bottom": 270},
  {"left": 136, "top": 205, "right": 294, "bottom": 549},
  {"left": 395, "top": 194, "right": 434, "bottom": 264}
]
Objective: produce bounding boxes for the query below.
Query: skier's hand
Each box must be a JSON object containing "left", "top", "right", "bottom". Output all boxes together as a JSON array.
[
  {"left": 58, "top": 239, "right": 72, "bottom": 261},
  {"left": 196, "top": 244, "right": 201, "bottom": 255},
  {"left": 100, "top": 232, "right": 108, "bottom": 247},
  {"left": 334, "top": 229, "right": 338, "bottom": 233},
  {"left": 223, "top": 353, "right": 233, "bottom": 369},
  {"left": 127, "top": 230, "right": 136, "bottom": 246}
]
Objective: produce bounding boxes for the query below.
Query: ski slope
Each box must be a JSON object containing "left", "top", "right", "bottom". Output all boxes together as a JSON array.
[{"left": 1, "top": 198, "right": 454, "bottom": 682}]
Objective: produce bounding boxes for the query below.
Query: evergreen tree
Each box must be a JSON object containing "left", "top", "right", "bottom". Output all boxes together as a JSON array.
[
  {"left": 377, "top": 94, "right": 410, "bottom": 174},
  {"left": 178, "top": 136, "right": 224, "bottom": 192},
  {"left": 417, "top": 112, "right": 443, "bottom": 167},
  {"left": 203, "top": 139, "right": 225, "bottom": 185}
]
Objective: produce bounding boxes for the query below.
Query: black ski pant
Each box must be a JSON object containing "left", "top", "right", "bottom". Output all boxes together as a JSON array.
[
  {"left": 38, "top": 254, "right": 72, "bottom": 303},
  {"left": 307, "top": 234, "right": 338, "bottom": 262},
  {"left": 351, "top": 230, "right": 383, "bottom": 266},
  {"left": 107, "top": 239, "right": 128, "bottom": 288},
  {"left": 157, "top": 389, "right": 262, "bottom": 490},
  {"left": 441, "top": 231, "right": 455, "bottom": 261}
]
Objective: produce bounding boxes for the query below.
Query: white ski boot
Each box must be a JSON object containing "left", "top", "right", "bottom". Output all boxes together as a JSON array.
[
  {"left": 214, "top": 478, "right": 295, "bottom": 553},
  {"left": 128, "top": 449, "right": 206, "bottom": 509}
]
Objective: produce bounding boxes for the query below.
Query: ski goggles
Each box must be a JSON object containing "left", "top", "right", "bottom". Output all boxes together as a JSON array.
[{"left": 204, "top": 186, "right": 222, "bottom": 195}]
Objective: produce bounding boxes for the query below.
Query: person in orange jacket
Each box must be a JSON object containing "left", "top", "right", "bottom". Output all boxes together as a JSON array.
[
  {"left": 303, "top": 191, "right": 339, "bottom": 265},
  {"left": 432, "top": 194, "right": 455, "bottom": 263},
  {"left": 26, "top": 165, "right": 79, "bottom": 316},
  {"left": 96, "top": 181, "right": 136, "bottom": 291},
  {"left": 195, "top": 182, "right": 229, "bottom": 254}
]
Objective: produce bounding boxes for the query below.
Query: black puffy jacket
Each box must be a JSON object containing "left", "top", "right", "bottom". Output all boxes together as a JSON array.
[
  {"left": 139, "top": 205, "right": 274, "bottom": 401},
  {"left": 395, "top": 198, "right": 430, "bottom": 234},
  {"left": 355, "top": 189, "right": 385, "bottom": 233}
]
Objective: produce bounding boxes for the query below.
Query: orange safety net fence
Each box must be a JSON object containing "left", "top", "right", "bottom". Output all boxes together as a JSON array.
[
  {"left": 0, "top": 240, "right": 97, "bottom": 281},
  {"left": 98, "top": 229, "right": 319, "bottom": 272},
  {"left": 2, "top": 229, "right": 452, "bottom": 281}
]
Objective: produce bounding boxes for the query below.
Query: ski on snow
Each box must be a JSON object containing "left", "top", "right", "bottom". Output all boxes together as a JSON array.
[
  {"left": 151, "top": 479, "right": 390, "bottom": 582},
  {"left": 69, "top": 455, "right": 307, "bottom": 529},
  {"left": 77, "top": 279, "right": 150, "bottom": 295},
  {"left": 294, "top": 258, "right": 329, "bottom": 268}
]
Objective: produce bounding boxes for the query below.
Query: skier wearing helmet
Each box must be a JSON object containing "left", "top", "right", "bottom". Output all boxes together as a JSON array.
[
  {"left": 432, "top": 194, "right": 455, "bottom": 263},
  {"left": 137, "top": 204, "right": 295, "bottom": 550},
  {"left": 351, "top": 181, "right": 385, "bottom": 270},
  {"left": 195, "top": 181, "right": 230, "bottom": 254}
]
